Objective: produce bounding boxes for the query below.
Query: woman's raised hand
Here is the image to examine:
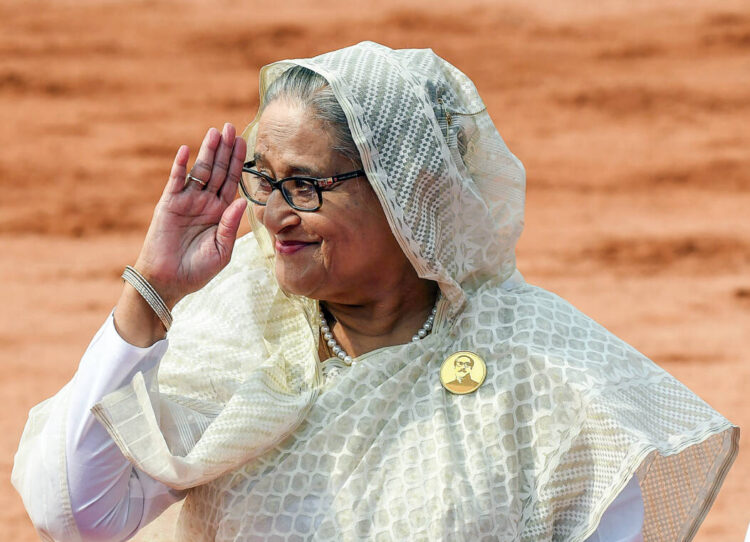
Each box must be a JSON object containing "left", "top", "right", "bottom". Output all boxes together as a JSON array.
[{"left": 114, "top": 123, "right": 248, "bottom": 346}]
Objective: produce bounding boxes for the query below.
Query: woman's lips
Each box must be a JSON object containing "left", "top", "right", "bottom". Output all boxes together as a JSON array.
[{"left": 275, "top": 239, "right": 315, "bottom": 255}]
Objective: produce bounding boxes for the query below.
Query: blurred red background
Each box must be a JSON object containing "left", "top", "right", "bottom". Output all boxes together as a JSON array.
[{"left": 1, "top": 0, "right": 747, "bottom": 539}]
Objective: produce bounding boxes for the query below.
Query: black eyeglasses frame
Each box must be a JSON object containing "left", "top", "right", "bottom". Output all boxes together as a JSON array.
[{"left": 240, "top": 161, "right": 366, "bottom": 212}]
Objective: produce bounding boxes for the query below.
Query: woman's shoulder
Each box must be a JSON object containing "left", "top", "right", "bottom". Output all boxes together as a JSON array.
[
  {"left": 462, "top": 279, "right": 615, "bottom": 344},
  {"left": 459, "top": 280, "right": 664, "bottom": 391}
]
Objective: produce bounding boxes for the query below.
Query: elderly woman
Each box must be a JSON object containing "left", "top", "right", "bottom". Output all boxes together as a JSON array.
[{"left": 13, "top": 42, "right": 737, "bottom": 541}]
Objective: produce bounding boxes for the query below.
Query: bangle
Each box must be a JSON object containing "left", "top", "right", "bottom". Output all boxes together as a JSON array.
[{"left": 121, "top": 265, "right": 173, "bottom": 331}]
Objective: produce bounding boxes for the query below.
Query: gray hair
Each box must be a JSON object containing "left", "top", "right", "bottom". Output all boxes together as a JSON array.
[{"left": 262, "top": 65, "right": 361, "bottom": 166}]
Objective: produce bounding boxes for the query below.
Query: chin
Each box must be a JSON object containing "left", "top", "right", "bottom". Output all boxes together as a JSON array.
[
  {"left": 274, "top": 269, "right": 321, "bottom": 299},
  {"left": 273, "top": 252, "right": 327, "bottom": 298}
]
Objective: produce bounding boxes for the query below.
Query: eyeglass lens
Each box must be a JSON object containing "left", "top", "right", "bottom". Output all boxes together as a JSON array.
[{"left": 241, "top": 171, "right": 320, "bottom": 210}]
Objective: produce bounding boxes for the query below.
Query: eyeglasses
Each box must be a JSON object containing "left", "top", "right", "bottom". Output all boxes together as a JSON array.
[{"left": 240, "top": 161, "right": 366, "bottom": 212}]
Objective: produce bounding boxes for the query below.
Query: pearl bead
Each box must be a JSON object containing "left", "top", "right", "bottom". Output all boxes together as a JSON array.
[{"left": 320, "top": 296, "right": 439, "bottom": 373}]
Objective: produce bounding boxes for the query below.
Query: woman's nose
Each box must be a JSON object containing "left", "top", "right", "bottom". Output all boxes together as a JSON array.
[{"left": 261, "top": 189, "right": 301, "bottom": 233}]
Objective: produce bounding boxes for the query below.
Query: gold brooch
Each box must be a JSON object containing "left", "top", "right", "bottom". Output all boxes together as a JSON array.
[{"left": 440, "top": 351, "right": 486, "bottom": 395}]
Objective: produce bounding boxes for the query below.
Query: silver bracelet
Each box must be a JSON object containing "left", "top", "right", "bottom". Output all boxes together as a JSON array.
[{"left": 121, "top": 265, "right": 173, "bottom": 331}]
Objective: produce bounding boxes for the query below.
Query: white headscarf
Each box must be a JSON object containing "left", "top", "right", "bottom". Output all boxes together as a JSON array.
[{"left": 14, "top": 42, "right": 738, "bottom": 541}]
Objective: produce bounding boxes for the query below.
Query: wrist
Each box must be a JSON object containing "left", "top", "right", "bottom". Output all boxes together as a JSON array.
[
  {"left": 121, "top": 265, "right": 174, "bottom": 329},
  {"left": 114, "top": 285, "right": 168, "bottom": 347},
  {"left": 130, "top": 261, "right": 182, "bottom": 310}
]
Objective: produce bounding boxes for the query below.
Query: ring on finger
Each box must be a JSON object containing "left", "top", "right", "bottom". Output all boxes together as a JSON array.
[{"left": 186, "top": 173, "right": 207, "bottom": 187}]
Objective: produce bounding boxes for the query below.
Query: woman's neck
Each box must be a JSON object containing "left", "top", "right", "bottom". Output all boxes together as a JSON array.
[{"left": 321, "top": 279, "right": 439, "bottom": 359}]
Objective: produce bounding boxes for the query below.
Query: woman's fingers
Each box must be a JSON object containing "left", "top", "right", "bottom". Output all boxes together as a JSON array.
[
  {"left": 163, "top": 124, "right": 244, "bottom": 207},
  {"left": 219, "top": 135, "right": 247, "bottom": 206},
  {"left": 206, "top": 123, "right": 235, "bottom": 193},
  {"left": 215, "top": 198, "right": 248, "bottom": 263},
  {"left": 164, "top": 145, "right": 190, "bottom": 196},
  {"left": 136, "top": 127, "right": 246, "bottom": 305},
  {"left": 187, "top": 128, "right": 221, "bottom": 190}
]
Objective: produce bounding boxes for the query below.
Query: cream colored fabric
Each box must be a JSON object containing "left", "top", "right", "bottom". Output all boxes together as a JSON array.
[{"left": 15, "top": 42, "right": 738, "bottom": 541}]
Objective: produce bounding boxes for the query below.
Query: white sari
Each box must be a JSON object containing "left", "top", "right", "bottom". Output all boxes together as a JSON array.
[{"left": 14, "top": 42, "right": 738, "bottom": 541}]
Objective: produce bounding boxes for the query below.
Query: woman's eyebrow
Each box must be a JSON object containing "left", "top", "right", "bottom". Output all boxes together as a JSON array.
[{"left": 253, "top": 152, "right": 322, "bottom": 177}]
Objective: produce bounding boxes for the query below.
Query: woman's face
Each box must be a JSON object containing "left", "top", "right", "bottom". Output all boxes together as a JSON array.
[{"left": 252, "top": 99, "right": 416, "bottom": 304}]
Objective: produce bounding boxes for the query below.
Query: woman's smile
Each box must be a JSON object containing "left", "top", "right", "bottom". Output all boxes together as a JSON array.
[{"left": 274, "top": 238, "right": 318, "bottom": 255}]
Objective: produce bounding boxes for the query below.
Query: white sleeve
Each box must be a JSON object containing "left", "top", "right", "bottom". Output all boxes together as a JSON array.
[
  {"left": 585, "top": 475, "right": 644, "bottom": 542},
  {"left": 65, "top": 311, "right": 185, "bottom": 541}
]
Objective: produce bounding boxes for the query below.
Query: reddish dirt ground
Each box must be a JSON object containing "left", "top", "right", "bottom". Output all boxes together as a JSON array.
[{"left": 1, "top": 1, "right": 747, "bottom": 539}]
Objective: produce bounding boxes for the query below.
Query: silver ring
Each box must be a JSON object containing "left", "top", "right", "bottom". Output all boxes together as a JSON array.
[{"left": 186, "top": 173, "right": 207, "bottom": 187}]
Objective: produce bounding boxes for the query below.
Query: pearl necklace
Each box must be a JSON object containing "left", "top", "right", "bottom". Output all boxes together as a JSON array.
[{"left": 319, "top": 299, "right": 438, "bottom": 367}]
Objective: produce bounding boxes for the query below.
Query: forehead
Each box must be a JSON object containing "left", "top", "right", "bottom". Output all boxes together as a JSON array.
[{"left": 253, "top": 100, "right": 341, "bottom": 175}]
